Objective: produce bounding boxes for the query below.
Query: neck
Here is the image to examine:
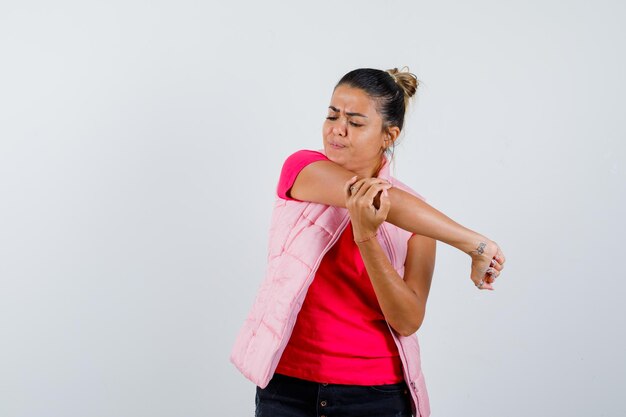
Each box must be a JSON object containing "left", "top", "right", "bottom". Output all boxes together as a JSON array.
[{"left": 353, "top": 155, "right": 385, "bottom": 178}]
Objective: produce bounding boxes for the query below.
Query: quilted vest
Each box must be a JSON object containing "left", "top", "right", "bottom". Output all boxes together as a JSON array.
[{"left": 230, "top": 154, "right": 431, "bottom": 417}]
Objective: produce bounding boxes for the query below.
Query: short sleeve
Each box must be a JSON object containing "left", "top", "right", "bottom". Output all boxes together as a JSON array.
[{"left": 277, "top": 150, "right": 329, "bottom": 201}]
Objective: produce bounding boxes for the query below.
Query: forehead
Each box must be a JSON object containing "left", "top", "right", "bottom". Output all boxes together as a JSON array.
[{"left": 329, "top": 85, "right": 377, "bottom": 114}]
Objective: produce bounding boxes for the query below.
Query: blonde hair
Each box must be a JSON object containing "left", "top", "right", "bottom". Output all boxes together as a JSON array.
[{"left": 385, "top": 66, "right": 419, "bottom": 111}]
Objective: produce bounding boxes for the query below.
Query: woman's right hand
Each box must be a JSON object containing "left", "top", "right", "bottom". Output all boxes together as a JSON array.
[{"left": 468, "top": 239, "right": 506, "bottom": 290}]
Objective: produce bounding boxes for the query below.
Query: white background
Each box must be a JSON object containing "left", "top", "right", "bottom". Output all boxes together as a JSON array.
[{"left": 1, "top": 1, "right": 624, "bottom": 416}]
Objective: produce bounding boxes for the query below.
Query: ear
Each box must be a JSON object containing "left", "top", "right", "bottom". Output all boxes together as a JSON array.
[{"left": 384, "top": 126, "right": 401, "bottom": 149}]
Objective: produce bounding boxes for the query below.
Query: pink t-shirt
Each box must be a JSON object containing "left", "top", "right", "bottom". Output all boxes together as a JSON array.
[{"left": 274, "top": 150, "right": 404, "bottom": 385}]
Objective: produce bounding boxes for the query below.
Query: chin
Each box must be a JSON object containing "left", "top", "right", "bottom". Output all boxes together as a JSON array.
[{"left": 324, "top": 148, "right": 345, "bottom": 164}]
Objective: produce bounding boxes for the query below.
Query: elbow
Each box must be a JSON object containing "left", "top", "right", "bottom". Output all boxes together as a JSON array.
[
  {"left": 392, "top": 314, "right": 425, "bottom": 338},
  {"left": 396, "top": 324, "right": 421, "bottom": 338}
]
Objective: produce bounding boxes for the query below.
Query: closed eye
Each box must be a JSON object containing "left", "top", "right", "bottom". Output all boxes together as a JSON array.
[{"left": 326, "top": 116, "right": 363, "bottom": 127}]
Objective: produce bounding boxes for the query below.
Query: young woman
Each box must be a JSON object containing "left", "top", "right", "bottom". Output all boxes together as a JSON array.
[{"left": 231, "top": 67, "right": 506, "bottom": 417}]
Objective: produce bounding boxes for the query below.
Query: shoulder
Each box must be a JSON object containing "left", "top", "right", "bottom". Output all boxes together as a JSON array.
[
  {"left": 277, "top": 149, "right": 330, "bottom": 201},
  {"left": 282, "top": 149, "right": 329, "bottom": 167},
  {"left": 279, "top": 149, "right": 330, "bottom": 183}
]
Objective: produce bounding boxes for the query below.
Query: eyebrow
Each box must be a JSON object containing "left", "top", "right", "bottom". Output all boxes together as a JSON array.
[{"left": 328, "top": 106, "right": 368, "bottom": 118}]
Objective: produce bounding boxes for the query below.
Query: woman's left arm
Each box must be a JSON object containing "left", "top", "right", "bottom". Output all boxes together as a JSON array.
[
  {"left": 358, "top": 231, "right": 436, "bottom": 337},
  {"left": 346, "top": 176, "right": 436, "bottom": 336}
]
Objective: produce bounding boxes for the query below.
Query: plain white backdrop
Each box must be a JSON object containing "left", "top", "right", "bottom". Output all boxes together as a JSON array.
[{"left": 1, "top": 1, "right": 624, "bottom": 416}]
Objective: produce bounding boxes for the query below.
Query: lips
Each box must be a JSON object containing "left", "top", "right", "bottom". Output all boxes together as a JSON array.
[{"left": 329, "top": 141, "right": 346, "bottom": 149}]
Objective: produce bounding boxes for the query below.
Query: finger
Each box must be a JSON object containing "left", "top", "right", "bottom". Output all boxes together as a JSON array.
[
  {"left": 488, "top": 267, "right": 501, "bottom": 277},
  {"left": 344, "top": 175, "right": 358, "bottom": 198},
  {"left": 361, "top": 182, "right": 392, "bottom": 204},
  {"left": 496, "top": 252, "right": 505, "bottom": 264},
  {"left": 369, "top": 182, "right": 393, "bottom": 211},
  {"left": 471, "top": 260, "right": 497, "bottom": 289},
  {"left": 353, "top": 178, "right": 391, "bottom": 199},
  {"left": 474, "top": 278, "right": 494, "bottom": 291},
  {"left": 348, "top": 178, "right": 370, "bottom": 198},
  {"left": 377, "top": 188, "right": 391, "bottom": 219},
  {"left": 489, "top": 258, "right": 504, "bottom": 272},
  {"left": 485, "top": 268, "right": 499, "bottom": 284},
  {"left": 492, "top": 242, "right": 506, "bottom": 264}
]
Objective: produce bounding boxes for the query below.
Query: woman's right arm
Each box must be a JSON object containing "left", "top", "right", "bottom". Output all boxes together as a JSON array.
[{"left": 290, "top": 160, "right": 506, "bottom": 287}]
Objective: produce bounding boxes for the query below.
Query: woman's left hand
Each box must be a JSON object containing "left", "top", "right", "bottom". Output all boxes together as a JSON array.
[{"left": 344, "top": 176, "right": 393, "bottom": 242}]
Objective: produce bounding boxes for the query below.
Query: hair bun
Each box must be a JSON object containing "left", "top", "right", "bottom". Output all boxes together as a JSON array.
[{"left": 386, "top": 67, "right": 419, "bottom": 107}]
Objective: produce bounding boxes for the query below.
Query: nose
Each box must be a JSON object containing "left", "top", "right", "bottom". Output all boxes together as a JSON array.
[{"left": 332, "top": 118, "right": 347, "bottom": 136}]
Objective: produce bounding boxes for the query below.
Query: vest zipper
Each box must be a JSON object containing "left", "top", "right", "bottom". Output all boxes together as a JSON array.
[
  {"left": 386, "top": 322, "right": 420, "bottom": 416},
  {"left": 381, "top": 225, "right": 422, "bottom": 414}
]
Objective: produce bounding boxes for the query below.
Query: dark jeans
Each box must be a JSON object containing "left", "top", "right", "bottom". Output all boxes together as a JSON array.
[{"left": 255, "top": 373, "right": 412, "bottom": 417}]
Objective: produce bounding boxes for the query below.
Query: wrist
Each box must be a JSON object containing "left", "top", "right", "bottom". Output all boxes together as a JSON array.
[
  {"left": 450, "top": 227, "right": 487, "bottom": 255},
  {"left": 354, "top": 233, "right": 378, "bottom": 244},
  {"left": 465, "top": 235, "right": 497, "bottom": 261},
  {"left": 352, "top": 226, "right": 378, "bottom": 244}
]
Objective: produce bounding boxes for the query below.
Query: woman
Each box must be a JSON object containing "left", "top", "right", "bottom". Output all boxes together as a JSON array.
[{"left": 231, "top": 67, "right": 506, "bottom": 417}]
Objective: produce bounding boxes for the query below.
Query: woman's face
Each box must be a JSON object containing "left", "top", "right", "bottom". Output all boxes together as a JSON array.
[{"left": 322, "top": 85, "right": 396, "bottom": 178}]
